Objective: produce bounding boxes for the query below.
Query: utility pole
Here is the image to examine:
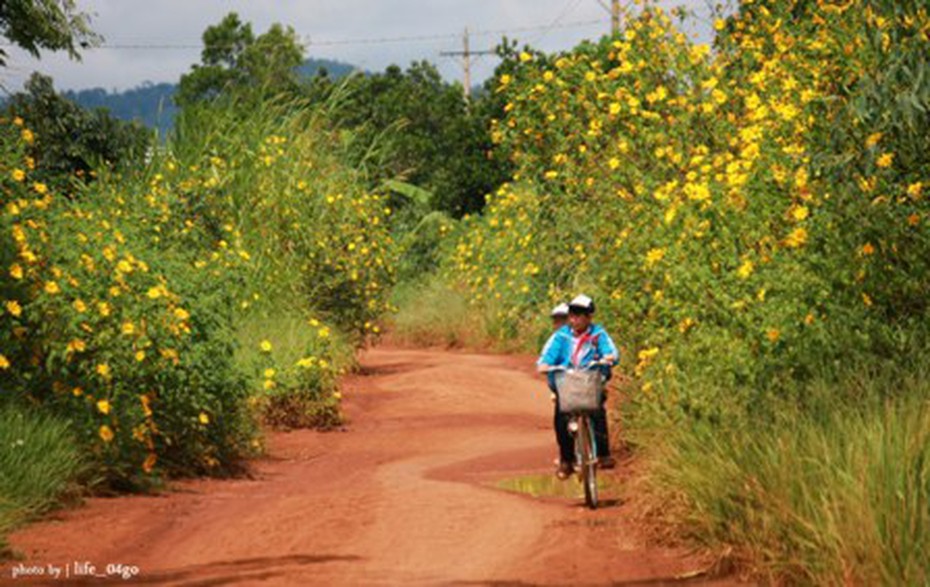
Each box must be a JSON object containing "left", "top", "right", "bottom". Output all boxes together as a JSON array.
[
  {"left": 463, "top": 27, "right": 471, "bottom": 100},
  {"left": 441, "top": 27, "right": 495, "bottom": 103},
  {"left": 611, "top": 0, "right": 621, "bottom": 35}
]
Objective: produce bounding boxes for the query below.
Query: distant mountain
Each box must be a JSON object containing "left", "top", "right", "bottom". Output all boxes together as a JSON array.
[
  {"left": 63, "top": 58, "right": 361, "bottom": 134},
  {"left": 63, "top": 82, "right": 177, "bottom": 136},
  {"left": 296, "top": 58, "right": 358, "bottom": 80}
]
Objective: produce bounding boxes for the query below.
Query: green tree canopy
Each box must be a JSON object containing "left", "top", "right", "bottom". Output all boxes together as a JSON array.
[
  {"left": 5, "top": 73, "right": 152, "bottom": 190},
  {"left": 313, "top": 61, "right": 510, "bottom": 217},
  {"left": 176, "top": 12, "right": 305, "bottom": 106},
  {"left": 0, "top": 0, "right": 99, "bottom": 66}
]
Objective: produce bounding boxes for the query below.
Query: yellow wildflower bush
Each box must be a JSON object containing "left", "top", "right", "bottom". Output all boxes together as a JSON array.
[
  {"left": 0, "top": 119, "right": 255, "bottom": 485},
  {"left": 447, "top": 1, "right": 930, "bottom": 421}
]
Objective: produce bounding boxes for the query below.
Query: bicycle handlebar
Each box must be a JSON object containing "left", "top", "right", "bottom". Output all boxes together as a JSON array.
[{"left": 542, "top": 359, "right": 613, "bottom": 373}]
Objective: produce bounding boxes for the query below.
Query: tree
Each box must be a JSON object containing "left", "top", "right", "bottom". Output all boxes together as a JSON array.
[
  {"left": 5, "top": 73, "right": 152, "bottom": 190},
  {"left": 176, "top": 13, "right": 304, "bottom": 106},
  {"left": 0, "top": 0, "right": 99, "bottom": 66},
  {"left": 320, "top": 61, "right": 510, "bottom": 217}
]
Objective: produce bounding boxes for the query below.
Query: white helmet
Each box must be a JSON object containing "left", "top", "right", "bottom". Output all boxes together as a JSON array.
[{"left": 568, "top": 294, "right": 595, "bottom": 314}]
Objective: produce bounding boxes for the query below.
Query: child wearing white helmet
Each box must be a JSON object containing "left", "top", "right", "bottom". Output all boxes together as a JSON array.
[{"left": 536, "top": 294, "right": 619, "bottom": 479}]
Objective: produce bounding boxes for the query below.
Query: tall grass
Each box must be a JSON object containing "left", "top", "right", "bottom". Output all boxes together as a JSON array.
[
  {"left": 638, "top": 373, "right": 930, "bottom": 585},
  {"left": 0, "top": 404, "right": 88, "bottom": 556},
  {"left": 389, "top": 277, "right": 489, "bottom": 349}
]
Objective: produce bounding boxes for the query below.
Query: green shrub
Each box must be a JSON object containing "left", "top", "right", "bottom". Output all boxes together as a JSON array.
[{"left": 0, "top": 404, "right": 87, "bottom": 555}]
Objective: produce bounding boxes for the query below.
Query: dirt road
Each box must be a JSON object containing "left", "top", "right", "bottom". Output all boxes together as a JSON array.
[{"left": 3, "top": 348, "right": 725, "bottom": 586}]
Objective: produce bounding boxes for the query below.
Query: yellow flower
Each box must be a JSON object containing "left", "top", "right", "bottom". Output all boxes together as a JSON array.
[
  {"left": 21, "top": 129, "right": 34, "bottom": 144},
  {"left": 73, "top": 299, "right": 87, "bottom": 313},
  {"left": 142, "top": 453, "right": 157, "bottom": 473},
  {"left": 862, "top": 293, "right": 873, "bottom": 306},
  {"left": 865, "top": 132, "right": 883, "bottom": 148},
  {"left": 67, "top": 339, "right": 86, "bottom": 353},
  {"left": 907, "top": 182, "right": 923, "bottom": 198},
  {"left": 766, "top": 329, "right": 780, "bottom": 342},
  {"left": 263, "top": 379, "right": 276, "bottom": 390},
  {"left": 876, "top": 153, "right": 894, "bottom": 168},
  {"left": 5, "top": 300, "right": 22, "bottom": 317},
  {"left": 146, "top": 286, "right": 162, "bottom": 299},
  {"left": 99, "top": 425, "right": 114, "bottom": 443},
  {"left": 11, "top": 169, "right": 25, "bottom": 182},
  {"left": 72, "top": 387, "right": 83, "bottom": 397},
  {"left": 44, "top": 281, "right": 61, "bottom": 295},
  {"left": 174, "top": 308, "right": 190, "bottom": 321},
  {"left": 317, "top": 327, "right": 330, "bottom": 338},
  {"left": 645, "top": 247, "right": 666, "bottom": 267},
  {"left": 519, "top": 51, "right": 532, "bottom": 63},
  {"left": 684, "top": 182, "right": 710, "bottom": 202},
  {"left": 795, "top": 167, "right": 809, "bottom": 189},
  {"left": 296, "top": 357, "right": 316, "bottom": 368},
  {"left": 97, "top": 399, "right": 110, "bottom": 415},
  {"left": 96, "top": 363, "right": 111, "bottom": 378},
  {"left": 737, "top": 260, "right": 754, "bottom": 279},
  {"left": 10, "top": 264, "right": 24, "bottom": 280},
  {"left": 263, "top": 368, "right": 276, "bottom": 378},
  {"left": 32, "top": 182, "right": 47, "bottom": 195},
  {"left": 140, "top": 394, "right": 152, "bottom": 417},
  {"left": 784, "top": 227, "right": 808, "bottom": 248},
  {"left": 0, "top": 354, "right": 10, "bottom": 370},
  {"left": 792, "top": 206, "right": 809, "bottom": 222},
  {"left": 260, "top": 340, "right": 272, "bottom": 353},
  {"left": 198, "top": 412, "right": 210, "bottom": 425},
  {"left": 121, "top": 321, "right": 136, "bottom": 335},
  {"left": 637, "top": 347, "right": 659, "bottom": 361},
  {"left": 98, "top": 302, "right": 111, "bottom": 317}
]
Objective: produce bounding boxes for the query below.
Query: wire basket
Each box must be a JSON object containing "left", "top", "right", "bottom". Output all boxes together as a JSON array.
[{"left": 554, "top": 369, "right": 604, "bottom": 413}]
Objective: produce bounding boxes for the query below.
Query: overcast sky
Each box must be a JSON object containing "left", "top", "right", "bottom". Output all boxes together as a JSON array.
[{"left": 1, "top": 0, "right": 719, "bottom": 94}]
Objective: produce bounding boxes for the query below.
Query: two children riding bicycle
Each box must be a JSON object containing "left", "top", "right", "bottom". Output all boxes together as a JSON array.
[{"left": 537, "top": 294, "right": 618, "bottom": 479}]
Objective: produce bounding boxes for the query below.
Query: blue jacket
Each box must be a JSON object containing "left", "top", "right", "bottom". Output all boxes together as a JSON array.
[{"left": 537, "top": 324, "right": 619, "bottom": 370}]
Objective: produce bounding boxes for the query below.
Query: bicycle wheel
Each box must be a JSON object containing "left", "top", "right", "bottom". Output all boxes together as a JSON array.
[{"left": 578, "top": 415, "right": 598, "bottom": 509}]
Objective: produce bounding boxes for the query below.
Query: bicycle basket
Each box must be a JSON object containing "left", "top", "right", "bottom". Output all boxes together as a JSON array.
[{"left": 554, "top": 370, "right": 604, "bottom": 413}]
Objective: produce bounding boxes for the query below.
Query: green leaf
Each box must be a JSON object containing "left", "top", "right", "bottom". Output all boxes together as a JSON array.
[{"left": 381, "top": 179, "right": 433, "bottom": 207}]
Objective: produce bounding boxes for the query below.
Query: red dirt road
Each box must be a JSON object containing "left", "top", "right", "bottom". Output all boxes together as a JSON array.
[{"left": 3, "top": 348, "right": 727, "bottom": 586}]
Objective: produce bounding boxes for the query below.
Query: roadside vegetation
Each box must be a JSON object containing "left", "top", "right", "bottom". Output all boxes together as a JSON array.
[
  {"left": 389, "top": 1, "right": 930, "bottom": 583},
  {"left": 2, "top": 1, "right": 928, "bottom": 582}
]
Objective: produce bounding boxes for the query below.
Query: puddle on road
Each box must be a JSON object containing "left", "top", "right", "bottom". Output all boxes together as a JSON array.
[{"left": 494, "top": 473, "right": 616, "bottom": 500}]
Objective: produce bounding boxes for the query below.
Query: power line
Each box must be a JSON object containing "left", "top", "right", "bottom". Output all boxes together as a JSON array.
[
  {"left": 0, "top": 18, "right": 604, "bottom": 52},
  {"left": 530, "top": 0, "right": 586, "bottom": 47}
]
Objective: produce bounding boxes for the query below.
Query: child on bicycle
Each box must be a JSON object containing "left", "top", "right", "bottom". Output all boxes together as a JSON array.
[{"left": 537, "top": 294, "right": 618, "bottom": 479}]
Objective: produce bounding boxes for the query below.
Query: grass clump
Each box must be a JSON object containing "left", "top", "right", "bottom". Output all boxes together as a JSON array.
[
  {"left": 0, "top": 404, "right": 88, "bottom": 557},
  {"left": 638, "top": 370, "right": 930, "bottom": 585},
  {"left": 389, "top": 277, "right": 488, "bottom": 349}
]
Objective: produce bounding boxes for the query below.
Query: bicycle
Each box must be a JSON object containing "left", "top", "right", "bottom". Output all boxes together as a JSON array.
[{"left": 551, "top": 363, "right": 607, "bottom": 509}]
